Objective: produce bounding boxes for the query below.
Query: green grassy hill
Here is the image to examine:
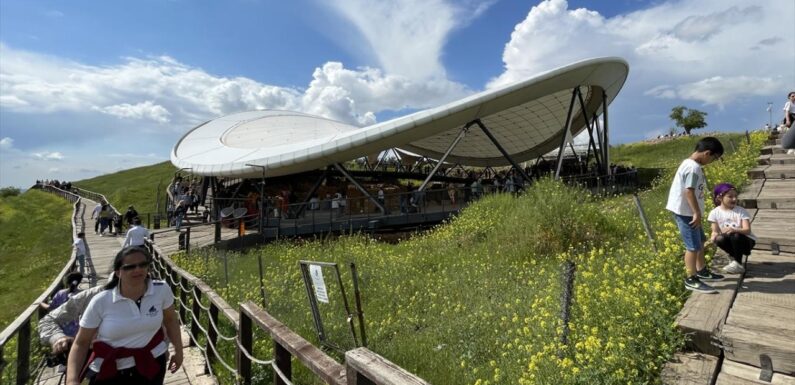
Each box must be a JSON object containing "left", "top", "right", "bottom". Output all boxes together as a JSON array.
[
  {"left": 73, "top": 161, "right": 177, "bottom": 214},
  {"left": 0, "top": 190, "right": 73, "bottom": 328}
]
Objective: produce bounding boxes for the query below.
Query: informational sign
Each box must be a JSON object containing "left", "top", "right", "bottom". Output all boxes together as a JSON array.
[{"left": 309, "top": 264, "right": 329, "bottom": 303}]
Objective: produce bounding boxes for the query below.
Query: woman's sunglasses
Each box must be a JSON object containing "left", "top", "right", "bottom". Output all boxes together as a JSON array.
[{"left": 120, "top": 261, "right": 150, "bottom": 271}]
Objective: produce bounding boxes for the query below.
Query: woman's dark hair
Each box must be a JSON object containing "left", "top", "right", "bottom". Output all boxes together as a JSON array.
[
  {"left": 104, "top": 246, "right": 152, "bottom": 290},
  {"left": 789, "top": 91, "right": 795, "bottom": 98},
  {"left": 65, "top": 272, "right": 83, "bottom": 292}
]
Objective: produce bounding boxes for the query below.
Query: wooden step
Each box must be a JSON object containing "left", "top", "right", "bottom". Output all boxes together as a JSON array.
[
  {"left": 675, "top": 257, "right": 743, "bottom": 355},
  {"left": 715, "top": 359, "right": 795, "bottom": 384},
  {"left": 748, "top": 165, "right": 795, "bottom": 180},
  {"left": 762, "top": 145, "right": 787, "bottom": 155},
  {"left": 752, "top": 209, "right": 795, "bottom": 253},
  {"left": 718, "top": 251, "right": 795, "bottom": 374},
  {"left": 738, "top": 180, "right": 766, "bottom": 209},
  {"left": 753, "top": 180, "right": 795, "bottom": 209},
  {"left": 758, "top": 154, "right": 795, "bottom": 166},
  {"left": 661, "top": 352, "right": 719, "bottom": 385}
]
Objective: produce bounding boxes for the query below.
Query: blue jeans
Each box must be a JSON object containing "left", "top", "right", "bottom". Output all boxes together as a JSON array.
[{"left": 672, "top": 214, "right": 706, "bottom": 252}]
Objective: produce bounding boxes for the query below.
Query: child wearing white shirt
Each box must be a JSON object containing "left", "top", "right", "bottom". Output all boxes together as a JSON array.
[{"left": 708, "top": 183, "right": 756, "bottom": 274}]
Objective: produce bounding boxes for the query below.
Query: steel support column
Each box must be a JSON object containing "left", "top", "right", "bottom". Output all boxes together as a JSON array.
[
  {"left": 555, "top": 88, "right": 579, "bottom": 180},
  {"left": 602, "top": 90, "right": 610, "bottom": 175},
  {"left": 577, "top": 89, "right": 603, "bottom": 173},
  {"left": 418, "top": 125, "right": 469, "bottom": 192},
  {"left": 294, "top": 169, "right": 329, "bottom": 218},
  {"left": 333, "top": 163, "right": 386, "bottom": 214},
  {"left": 472, "top": 119, "right": 532, "bottom": 182}
]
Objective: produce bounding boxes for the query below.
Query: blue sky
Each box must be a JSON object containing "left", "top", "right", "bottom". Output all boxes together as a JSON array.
[{"left": 1, "top": 0, "right": 793, "bottom": 188}]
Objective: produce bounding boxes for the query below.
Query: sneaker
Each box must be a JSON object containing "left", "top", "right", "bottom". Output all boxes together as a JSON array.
[
  {"left": 722, "top": 261, "right": 745, "bottom": 274},
  {"left": 684, "top": 277, "right": 717, "bottom": 294},
  {"left": 696, "top": 268, "right": 724, "bottom": 281}
]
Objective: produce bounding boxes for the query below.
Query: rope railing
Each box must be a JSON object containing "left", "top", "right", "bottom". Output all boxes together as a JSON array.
[
  {"left": 0, "top": 186, "right": 82, "bottom": 385},
  {"left": 145, "top": 228, "right": 432, "bottom": 385}
]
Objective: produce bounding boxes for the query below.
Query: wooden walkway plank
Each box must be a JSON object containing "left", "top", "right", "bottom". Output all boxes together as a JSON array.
[
  {"left": 738, "top": 179, "right": 765, "bottom": 209},
  {"left": 751, "top": 210, "right": 795, "bottom": 253},
  {"left": 661, "top": 352, "right": 719, "bottom": 385},
  {"left": 674, "top": 269, "right": 742, "bottom": 355},
  {"left": 716, "top": 360, "right": 795, "bottom": 385},
  {"left": 719, "top": 250, "right": 795, "bottom": 375},
  {"left": 755, "top": 180, "right": 795, "bottom": 209}
]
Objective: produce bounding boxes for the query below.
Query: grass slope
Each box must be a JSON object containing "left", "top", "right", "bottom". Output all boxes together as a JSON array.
[
  {"left": 169, "top": 133, "right": 764, "bottom": 384},
  {"left": 0, "top": 190, "right": 73, "bottom": 328},
  {"left": 73, "top": 161, "right": 177, "bottom": 214}
]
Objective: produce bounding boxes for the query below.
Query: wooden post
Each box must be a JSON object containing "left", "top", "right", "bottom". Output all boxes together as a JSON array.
[
  {"left": 215, "top": 220, "right": 221, "bottom": 244},
  {"left": 16, "top": 320, "right": 30, "bottom": 385},
  {"left": 239, "top": 311, "right": 253, "bottom": 385},
  {"left": 206, "top": 304, "right": 218, "bottom": 374},
  {"left": 274, "top": 341, "right": 292, "bottom": 385},
  {"left": 185, "top": 227, "right": 191, "bottom": 255},
  {"left": 191, "top": 286, "right": 201, "bottom": 347}
]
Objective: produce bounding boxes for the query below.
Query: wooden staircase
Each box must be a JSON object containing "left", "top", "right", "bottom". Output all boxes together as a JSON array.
[{"left": 664, "top": 131, "right": 795, "bottom": 384}]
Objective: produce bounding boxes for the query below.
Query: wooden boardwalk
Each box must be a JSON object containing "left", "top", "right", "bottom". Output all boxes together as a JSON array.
[
  {"left": 665, "top": 132, "right": 795, "bottom": 384},
  {"left": 35, "top": 197, "right": 219, "bottom": 385}
]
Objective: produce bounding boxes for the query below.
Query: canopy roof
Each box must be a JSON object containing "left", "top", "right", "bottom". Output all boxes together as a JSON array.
[{"left": 172, "top": 57, "right": 629, "bottom": 178}]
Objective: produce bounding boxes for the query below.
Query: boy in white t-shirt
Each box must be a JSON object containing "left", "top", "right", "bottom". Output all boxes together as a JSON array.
[
  {"left": 666, "top": 137, "right": 724, "bottom": 294},
  {"left": 708, "top": 183, "right": 756, "bottom": 274},
  {"left": 73, "top": 232, "right": 87, "bottom": 275}
]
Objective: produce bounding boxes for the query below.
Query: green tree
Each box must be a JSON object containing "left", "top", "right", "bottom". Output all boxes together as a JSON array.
[
  {"left": 0, "top": 186, "right": 21, "bottom": 197},
  {"left": 670, "top": 106, "right": 708, "bottom": 135}
]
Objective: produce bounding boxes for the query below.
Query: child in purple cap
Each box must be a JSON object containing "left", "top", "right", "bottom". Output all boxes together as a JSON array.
[{"left": 707, "top": 183, "right": 756, "bottom": 274}]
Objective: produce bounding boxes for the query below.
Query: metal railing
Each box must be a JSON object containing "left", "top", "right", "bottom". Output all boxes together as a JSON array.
[{"left": 0, "top": 186, "right": 83, "bottom": 385}]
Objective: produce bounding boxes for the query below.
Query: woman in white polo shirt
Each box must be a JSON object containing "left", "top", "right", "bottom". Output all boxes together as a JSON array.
[{"left": 66, "top": 246, "right": 183, "bottom": 385}]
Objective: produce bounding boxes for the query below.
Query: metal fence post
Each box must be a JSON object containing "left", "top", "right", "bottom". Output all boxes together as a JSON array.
[
  {"left": 632, "top": 193, "right": 658, "bottom": 253},
  {"left": 559, "top": 260, "right": 576, "bottom": 355}
]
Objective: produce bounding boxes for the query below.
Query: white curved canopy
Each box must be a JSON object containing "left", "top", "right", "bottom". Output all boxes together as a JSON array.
[{"left": 172, "top": 57, "right": 629, "bottom": 178}]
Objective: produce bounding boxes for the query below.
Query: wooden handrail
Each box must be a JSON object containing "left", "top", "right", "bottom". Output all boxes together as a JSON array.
[
  {"left": 239, "top": 301, "right": 346, "bottom": 385},
  {"left": 0, "top": 189, "right": 81, "bottom": 384},
  {"left": 345, "top": 348, "right": 431, "bottom": 385}
]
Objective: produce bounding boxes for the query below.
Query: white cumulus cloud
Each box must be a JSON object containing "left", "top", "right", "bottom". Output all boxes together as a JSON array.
[
  {"left": 0, "top": 137, "right": 13, "bottom": 149},
  {"left": 0, "top": 44, "right": 470, "bottom": 129},
  {"left": 488, "top": 0, "right": 791, "bottom": 108},
  {"left": 93, "top": 101, "right": 171, "bottom": 123},
  {"left": 32, "top": 151, "right": 64, "bottom": 160},
  {"left": 326, "top": 0, "right": 494, "bottom": 80}
]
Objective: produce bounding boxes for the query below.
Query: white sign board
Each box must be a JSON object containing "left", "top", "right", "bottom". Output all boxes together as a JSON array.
[{"left": 309, "top": 264, "right": 329, "bottom": 303}]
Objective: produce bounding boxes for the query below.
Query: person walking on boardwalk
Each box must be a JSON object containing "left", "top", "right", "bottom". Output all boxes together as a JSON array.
[
  {"left": 40, "top": 283, "right": 105, "bottom": 360},
  {"left": 123, "top": 217, "right": 149, "bottom": 248},
  {"left": 666, "top": 137, "right": 725, "bottom": 294},
  {"left": 124, "top": 205, "right": 138, "bottom": 230},
  {"left": 66, "top": 246, "right": 183, "bottom": 385},
  {"left": 40, "top": 272, "right": 84, "bottom": 337},
  {"left": 91, "top": 202, "right": 102, "bottom": 234},
  {"left": 708, "top": 183, "right": 756, "bottom": 274},
  {"left": 98, "top": 204, "right": 113, "bottom": 236},
  {"left": 73, "top": 232, "right": 87, "bottom": 275}
]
